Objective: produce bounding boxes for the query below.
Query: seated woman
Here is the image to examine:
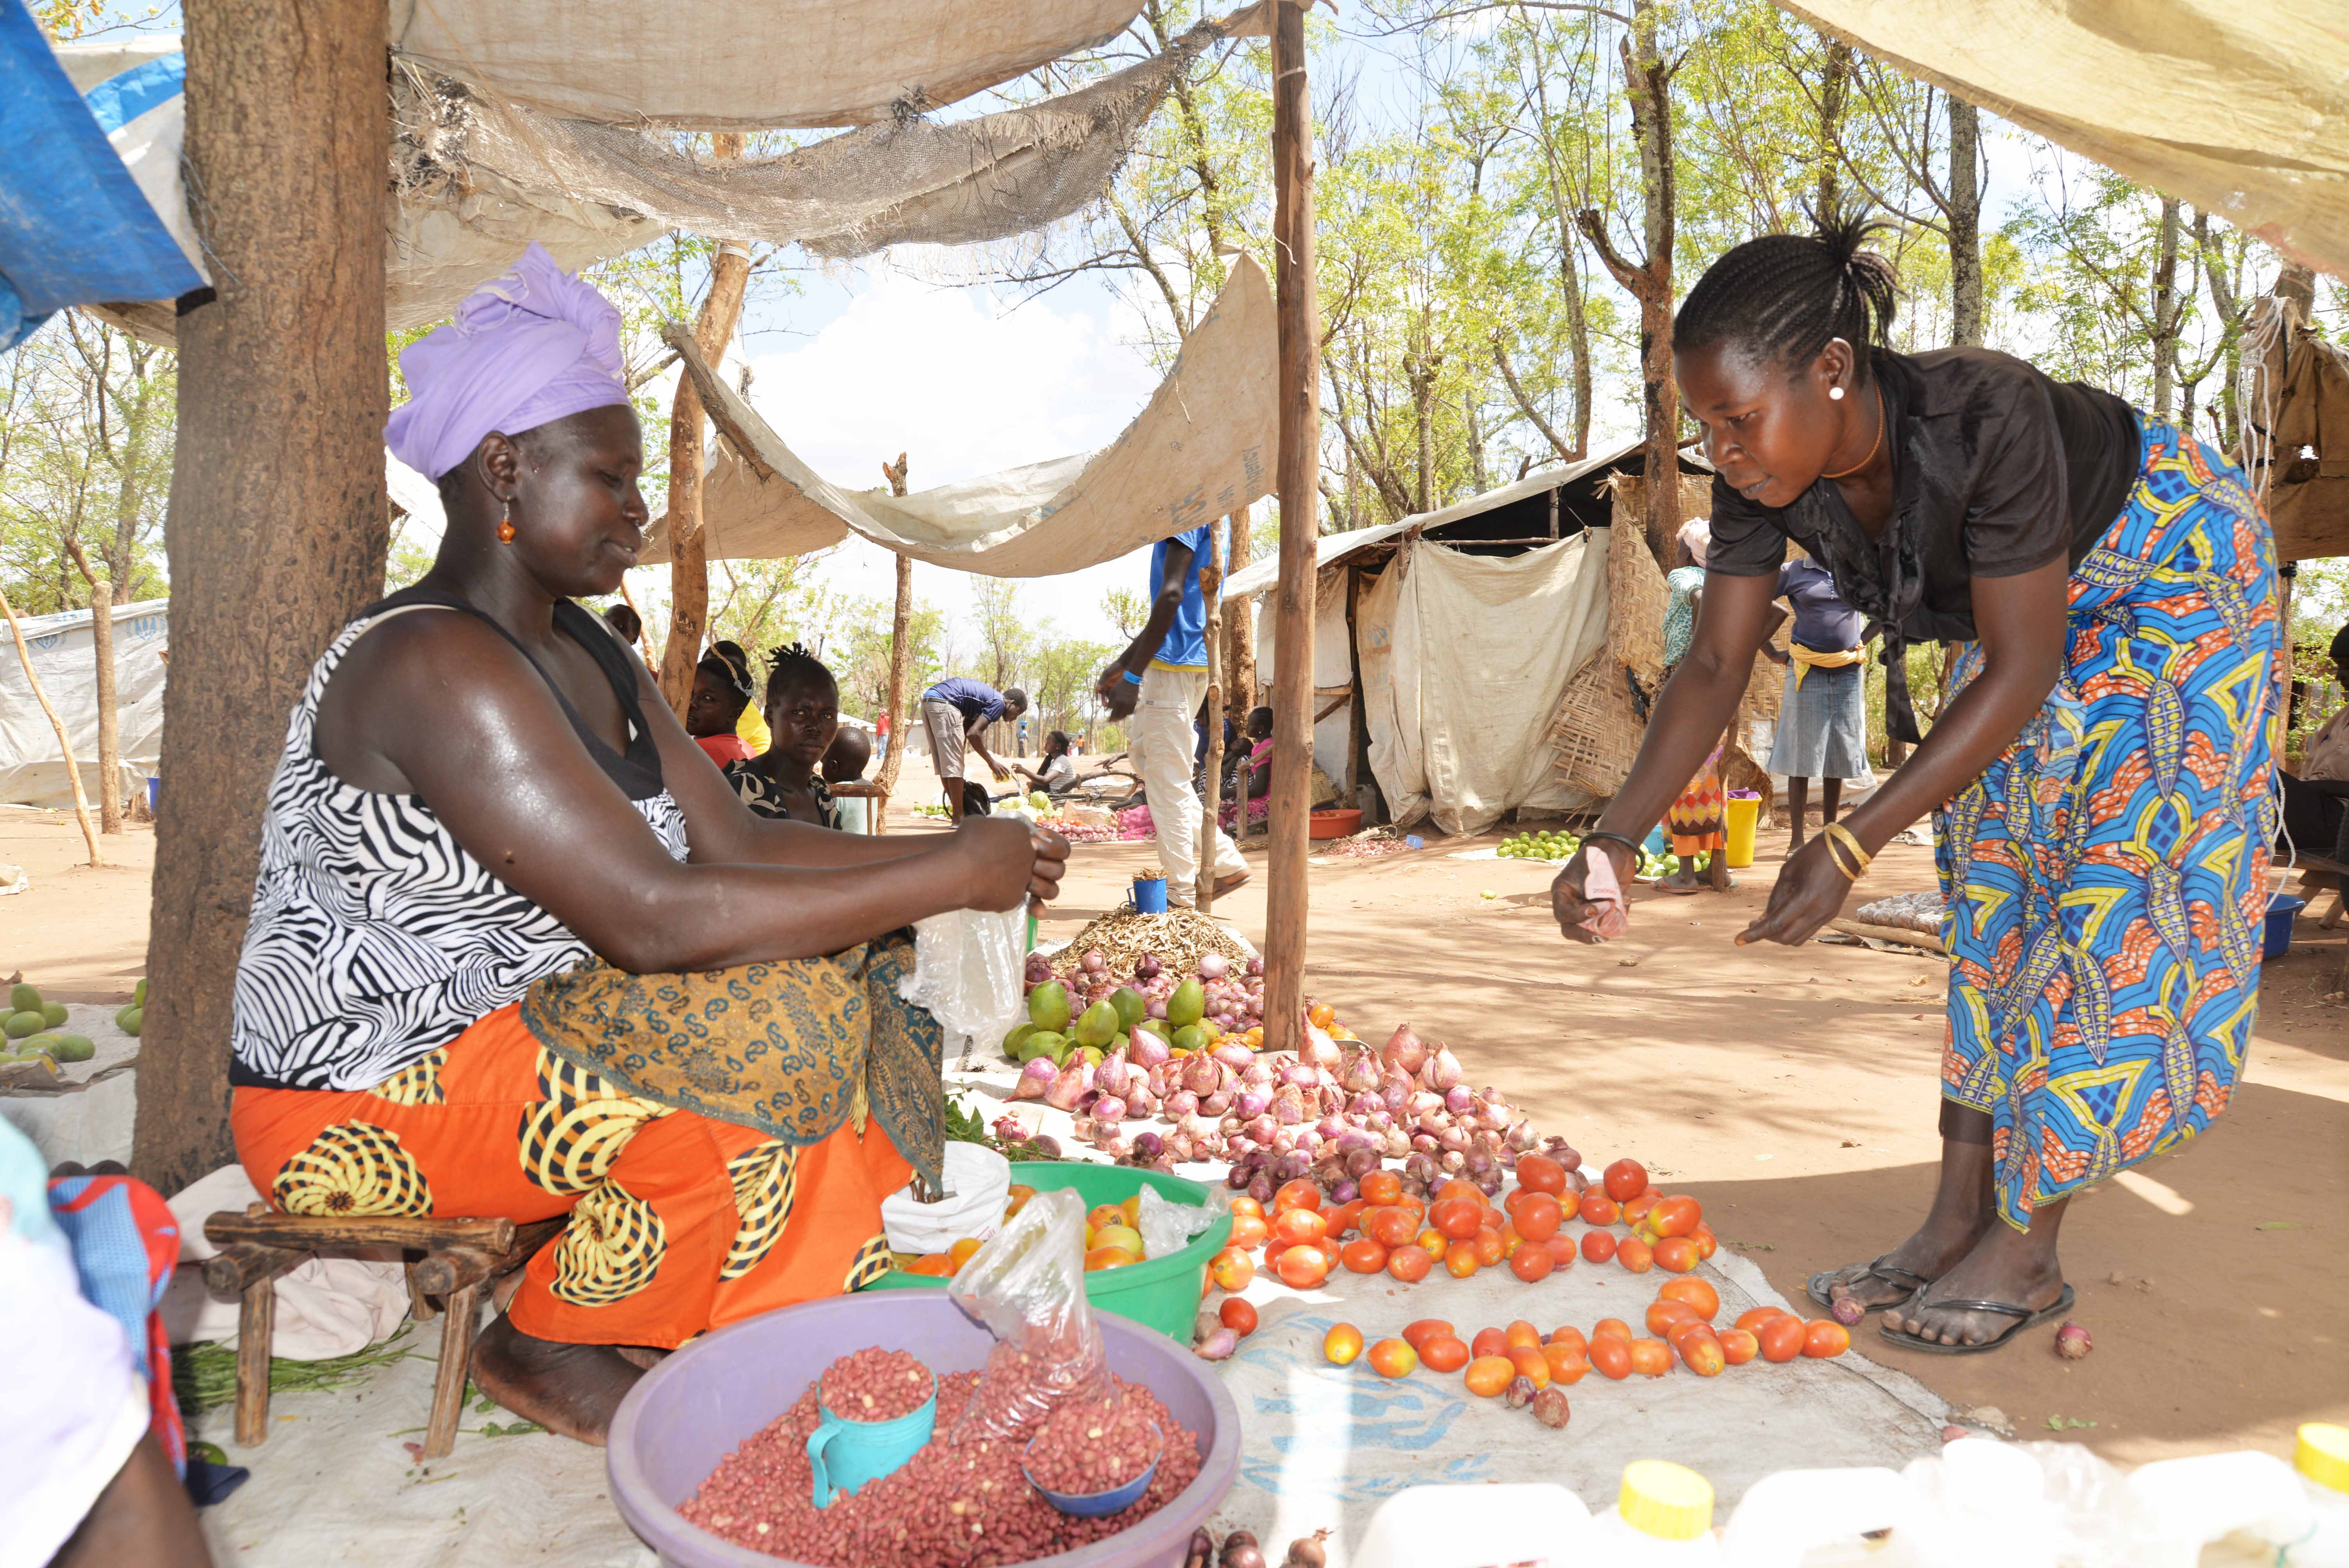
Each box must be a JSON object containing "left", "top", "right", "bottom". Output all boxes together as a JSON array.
[
  {"left": 723, "top": 643, "right": 841, "bottom": 827},
  {"left": 687, "top": 644, "right": 758, "bottom": 766},
  {"left": 712, "top": 637, "right": 773, "bottom": 757},
  {"left": 228, "top": 244, "right": 1062, "bottom": 1447},
  {"left": 1225, "top": 705, "right": 1274, "bottom": 833},
  {"left": 1009, "top": 730, "right": 1079, "bottom": 796}
]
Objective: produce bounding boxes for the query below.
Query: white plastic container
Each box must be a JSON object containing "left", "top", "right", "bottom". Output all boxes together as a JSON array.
[
  {"left": 1720, "top": 1466, "right": 1934, "bottom": 1567},
  {"left": 1588, "top": 1460, "right": 1724, "bottom": 1564},
  {"left": 1351, "top": 1482, "right": 1593, "bottom": 1568},
  {"left": 2143, "top": 1424, "right": 2349, "bottom": 1567}
]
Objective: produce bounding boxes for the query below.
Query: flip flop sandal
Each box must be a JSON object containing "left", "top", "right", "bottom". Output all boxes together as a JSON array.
[
  {"left": 1878, "top": 1283, "right": 2077, "bottom": 1356},
  {"left": 1806, "top": 1254, "right": 1934, "bottom": 1314}
]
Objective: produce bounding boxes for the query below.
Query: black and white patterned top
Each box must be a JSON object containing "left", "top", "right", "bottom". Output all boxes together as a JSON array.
[
  {"left": 230, "top": 592, "right": 690, "bottom": 1092},
  {"left": 720, "top": 759, "right": 837, "bottom": 829}
]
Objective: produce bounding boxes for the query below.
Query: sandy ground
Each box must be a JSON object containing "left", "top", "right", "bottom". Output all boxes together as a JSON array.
[{"left": 10, "top": 767, "right": 2343, "bottom": 1470}]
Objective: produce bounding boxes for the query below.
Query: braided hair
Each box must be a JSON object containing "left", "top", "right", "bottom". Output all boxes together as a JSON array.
[
  {"left": 763, "top": 640, "right": 835, "bottom": 706},
  {"left": 1674, "top": 206, "right": 1900, "bottom": 374}
]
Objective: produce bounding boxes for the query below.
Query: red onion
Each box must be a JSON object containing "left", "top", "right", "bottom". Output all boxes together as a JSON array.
[
  {"left": 1128, "top": 1027, "right": 1170, "bottom": 1068},
  {"left": 1195, "top": 1327, "right": 1238, "bottom": 1361},
  {"left": 1200, "top": 1088, "right": 1234, "bottom": 1117},
  {"left": 1344, "top": 1146, "right": 1380, "bottom": 1179},
  {"left": 1080, "top": 950, "right": 1107, "bottom": 975},
  {"left": 1028, "top": 1133, "right": 1062, "bottom": 1158},
  {"left": 1245, "top": 1113, "right": 1277, "bottom": 1144},
  {"left": 1367, "top": 1110, "right": 1394, "bottom": 1133},
  {"left": 1438, "top": 1149, "right": 1466, "bottom": 1173},
  {"left": 1403, "top": 1152, "right": 1440, "bottom": 1185},
  {"left": 1507, "top": 1119, "right": 1539, "bottom": 1153},
  {"left": 1381, "top": 1022, "right": 1429, "bottom": 1076},
  {"left": 1094, "top": 1050, "right": 1130, "bottom": 1099},
  {"left": 1196, "top": 1133, "right": 1227, "bottom": 1161},
  {"left": 1269, "top": 1128, "right": 1298, "bottom": 1156},
  {"left": 1300, "top": 1024, "right": 1342, "bottom": 1070},
  {"left": 1339, "top": 1052, "right": 1382, "bottom": 1096},
  {"left": 1343, "top": 1092, "right": 1381, "bottom": 1119},
  {"left": 1225, "top": 1164, "right": 1253, "bottom": 1190},
  {"left": 1444, "top": 1085, "right": 1475, "bottom": 1116},
  {"left": 1128, "top": 1084, "right": 1160, "bottom": 1117},
  {"left": 1271, "top": 1151, "right": 1311, "bottom": 1183},
  {"left": 1234, "top": 1089, "right": 1271, "bottom": 1120},
  {"left": 1071, "top": 1113, "right": 1095, "bottom": 1141},
  {"left": 1212, "top": 1042, "right": 1254, "bottom": 1073},
  {"left": 1271, "top": 1085, "right": 1306, "bottom": 1125},
  {"left": 1241, "top": 1059, "right": 1275, "bottom": 1087},
  {"left": 1247, "top": 1174, "right": 1274, "bottom": 1205},
  {"left": 1411, "top": 1132, "right": 1438, "bottom": 1156},
  {"left": 1379, "top": 1070, "right": 1412, "bottom": 1112},
  {"left": 1379, "top": 1128, "right": 1411, "bottom": 1159},
  {"left": 1406, "top": 1089, "right": 1440, "bottom": 1120},
  {"left": 1182, "top": 1053, "right": 1225, "bottom": 1097},
  {"left": 1012, "top": 1057, "right": 1057, "bottom": 1100},
  {"left": 1316, "top": 1114, "right": 1347, "bottom": 1141},
  {"left": 1166, "top": 1089, "right": 1199, "bottom": 1119},
  {"left": 1093, "top": 1095, "right": 1129, "bottom": 1125},
  {"left": 1438, "top": 1125, "right": 1470, "bottom": 1154},
  {"left": 1464, "top": 1147, "right": 1494, "bottom": 1177},
  {"left": 1131, "top": 1130, "right": 1166, "bottom": 1160},
  {"left": 2054, "top": 1321, "right": 2092, "bottom": 1360},
  {"left": 1146, "top": 998, "right": 1169, "bottom": 1020},
  {"left": 1195, "top": 951, "right": 1231, "bottom": 980},
  {"left": 1328, "top": 1177, "right": 1359, "bottom": 1205},
  {"left": 1423, "top": 1045, "right": 1463, "bottom": 1092},
  {"left": 1045, "top": 1063, "right": 1091, "bottom": 1112}
]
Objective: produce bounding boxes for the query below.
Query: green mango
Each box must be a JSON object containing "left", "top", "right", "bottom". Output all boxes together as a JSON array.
[
  {"left": 1027, "top": 980, "right": 1071, "bottom": 1035},
  {"left": 50, "top": 1035, "right": 93, "bottom": 1063},
  {"left": 1002, "top": 1022, "right": 1040, "bottom": 1060},
  {"left": 21, "top": 1033, "right": 60, "bottom": 1056},
  {"left": 1109, "top": 986, "right": 1146, "bottom": 1032},
  {"left": 1072, "top": 999, "right": 1119, "bottom": 1049},
  {"left": 1171, "top": 1023, "right": 1206, "bottom": 1054},
  {"left": 41, "top": 1001, "right": 68, "bottom": 1027},
  {"left": 9, "top": 983, "right": 39, "bottom": 1014},
  {"left": 4, "top": 1011, "right": 44, "bottom": 1039},
  {"left": 1167, "top": 977, "right": 1206, "bottom": 1028},
  {"left": 1076, "top": 1046, "right": 1105, "bottom": 1067},
  {"left": 134, "top": 978, "right": 147, "bottom": 1008},
  {"left": 1017, "top": 1031, "right": 1066, "bottom": 1065},
  {"left": 1196, "top": 1020, "right": 1223, "bottom": 1045},
  {"left": 119, "top": 1006, "right": 141, "bottom": 1037},
  {"left": 1139, "top": 1019, "right": 1171, "bottom": 1041}
]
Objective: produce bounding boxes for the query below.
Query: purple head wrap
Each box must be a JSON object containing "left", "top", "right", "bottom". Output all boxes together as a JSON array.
[{"left": 385, "top": 243, "right": 631, "bottom": 481}]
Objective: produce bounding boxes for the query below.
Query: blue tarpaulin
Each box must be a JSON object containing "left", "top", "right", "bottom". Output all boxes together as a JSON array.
[{"left": 0, "top": 0, "right": 202, "bottom": 350}]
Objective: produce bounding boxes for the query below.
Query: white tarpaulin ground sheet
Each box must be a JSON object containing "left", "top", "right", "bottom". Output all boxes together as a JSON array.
[
  {"left": 187, "top": 1050, "right": 1949, "bottom": 1568},
  {"left": 646, "top": 256, "right": 1276, "bottom": 577},
  {"left": 0, "top": 597, "right": 168, "bottom": 810},
  {"left": 1360, "top": 533, "right": 1609, "bottom": 837}
]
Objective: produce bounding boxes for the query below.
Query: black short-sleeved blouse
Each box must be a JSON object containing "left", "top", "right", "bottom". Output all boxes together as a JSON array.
[{"left": 1706, "top": 347, "right": 2138, "bottom": 741}]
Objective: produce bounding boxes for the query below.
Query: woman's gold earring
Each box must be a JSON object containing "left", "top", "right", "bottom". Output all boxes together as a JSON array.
[
  {"left": 1829, "top": 386, "right": 1845, "bottom": 401},
  {"left": 498, "top": 500, "right": 517, "bottom": 543}
]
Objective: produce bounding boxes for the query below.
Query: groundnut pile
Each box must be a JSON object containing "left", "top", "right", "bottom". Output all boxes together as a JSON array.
[
  {"left": 1024, "top": 1387, "right": 1162, "bottom": 1495},
  {"left": 820, "top": 1347, "right": 933, "bottom": 1422},
  {"left": 682, "top": 1363, "right": 1202, "bottom": 1566}
]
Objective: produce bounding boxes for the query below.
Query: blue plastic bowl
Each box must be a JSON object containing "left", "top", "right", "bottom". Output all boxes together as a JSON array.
[
  {"left": 1023, "top": 1428, "right": 1163, "bottom": 1518},
  {"left": 2265, "top": 893, "right": 2305, "bottom": 961}
]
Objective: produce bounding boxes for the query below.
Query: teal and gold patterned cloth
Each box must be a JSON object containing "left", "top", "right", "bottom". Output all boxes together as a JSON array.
[{"left": 519, "top": 931, "right": 945, "bottom": 1192}]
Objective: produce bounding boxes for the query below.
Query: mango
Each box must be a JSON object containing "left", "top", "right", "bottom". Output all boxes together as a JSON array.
[
  {"left": 1027, "top": 980, "right": 1071, "bottom": 1034},
  {"left": 1109, "top": 986, "right": 1146, "bottom": 1032},
  {"left": 40, "top": 1001, "right": 67, "bottom": 1027},
  {"left": 1139, "top": 1019, "right": 1171, "bottom": 1041},
  {"left": 116, "top": 1006, "right": 143, "bottom": 1037},
  {"left": 51, "top": 1035, "right": 94, "bottom": 1064},
  {"left": 4, "top": 1011, "right": 44, "bottom": 1039},
  {"left": 9, "top": 983, "right": 39, "bottom": 1014},
  {"left": 1016, "top": 1031, "right": 1066, "bottom": 1065},
  {"left": 1072, "top": 998, "right": 1119, "bottom": 1049},
  {"left": 1171, "top": 1024, "right": 1206, "bottom": 1055},
  {"left": 1002, "top": 1022, "right": 1039, "bottom": 1060},
  {"left": 1168, "top": 977, "right": 1206, "bottom": 1028},
  {"left": 20, "top": 1033, "right": 60, "bottom": 1056},
  {"left": 1076, "top": 1046, "right": 1105, "bottom": 1067},
  {"left": 1196, "top": 1020, "right": 1223, "bottom": 1044},
  {"left": 134, "top": 978, "right": 147, "bottom": 1007}
]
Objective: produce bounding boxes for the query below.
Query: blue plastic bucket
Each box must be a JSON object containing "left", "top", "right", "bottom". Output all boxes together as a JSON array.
[
  {"left": 1132, "top": 876, "right": 1169, "bottom": 914},
  {"left": 805, "top": 1371, "right": 936, "bottom": 1507},
  {"left": 2264, "top": 893, "right": 2305, "bottom": 961}
]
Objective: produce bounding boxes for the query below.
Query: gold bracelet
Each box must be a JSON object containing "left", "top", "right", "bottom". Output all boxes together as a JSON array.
[
  {"left": 1821, "top": 821, "right": 1872, "bottom": 879},
  {"left": 1821, "top": 834, "right": 1860, "bottom": 880}
]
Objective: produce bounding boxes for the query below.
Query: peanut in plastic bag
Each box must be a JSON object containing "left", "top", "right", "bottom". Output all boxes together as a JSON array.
[{"left": 946, "top": 1187, "right": 1113, "bottom": 1444}]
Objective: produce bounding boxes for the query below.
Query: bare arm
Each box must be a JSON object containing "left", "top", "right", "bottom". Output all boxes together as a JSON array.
[
  {"left": 1737, "top": 556, "right": 2066, "bottom": 945},
  {"left": 1095, "top": 538, "right": 1193, "bottom": 720},
  {"left": 331, "top": 616, "right": 1056, "bottom": 974}
]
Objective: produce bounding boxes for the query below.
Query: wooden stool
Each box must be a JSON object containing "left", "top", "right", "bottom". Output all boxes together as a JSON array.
[{"left": 202, "top": 1206, "right": 565, "bottom": 1458}]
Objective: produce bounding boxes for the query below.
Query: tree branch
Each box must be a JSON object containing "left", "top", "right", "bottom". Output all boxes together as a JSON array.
[{"left": 1491, "top": 334, "right": 1574, "bottom": 462}]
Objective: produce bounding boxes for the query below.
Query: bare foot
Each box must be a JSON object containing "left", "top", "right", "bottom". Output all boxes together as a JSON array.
[
  {"left": 1884, "top": 1222, "right": 2066, "bottom": 1348},
  {"left": 470, "top": 1315, "right": 644, "bottom": 1446},
  {"left": 1815, "top": 1211, "right": 1988, "bottom": 1312}
]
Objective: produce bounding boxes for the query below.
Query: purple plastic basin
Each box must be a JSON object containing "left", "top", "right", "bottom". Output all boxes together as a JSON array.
[{"left": 607, "top": 1291, "right": 1241, "bottom": 1568}]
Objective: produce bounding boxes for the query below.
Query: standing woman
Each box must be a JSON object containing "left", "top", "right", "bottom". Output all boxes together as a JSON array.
[{"left": 1552, "top": 212, "right": 2279, "bottom": 1353}]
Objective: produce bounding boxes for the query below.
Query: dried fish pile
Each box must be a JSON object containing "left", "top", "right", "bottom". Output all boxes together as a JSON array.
[{"left": 1046, "top": 909, "right": 1252, "bottom": 983}]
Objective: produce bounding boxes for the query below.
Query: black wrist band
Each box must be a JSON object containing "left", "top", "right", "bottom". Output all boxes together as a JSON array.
[{"left": 1581, "top": 829, "right": 1644, "bottom": 859}]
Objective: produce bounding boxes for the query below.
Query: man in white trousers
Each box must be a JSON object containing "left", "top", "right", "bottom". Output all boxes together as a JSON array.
[{"left": 1096, "top": 525, "right": 1249, "bottom": 906}]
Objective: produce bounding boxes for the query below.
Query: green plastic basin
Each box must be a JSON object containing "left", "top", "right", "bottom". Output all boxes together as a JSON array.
[{"left": 861, "top": 1161, "right": 1232, "bottom": 1343}]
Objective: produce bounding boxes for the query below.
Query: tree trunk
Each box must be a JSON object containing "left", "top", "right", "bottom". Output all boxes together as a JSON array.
[
  {"left": 136, "top": 0, "right": 390, "bottom": 1196},
  {"left": 89, "top": 578, "right": 121, "bottom": 832},
  {"left": 1562, "top": 244, "right": 1593, "bottom": 459},
  {"left": 1946, "top": 96, "right": 1984, "bottom": 348},
  {"left": 655, "top": 212, "right": 754, "bottom": 718},
  {"left": 876, "top": 454, "right": 914, "bottom": 823},
  {"left": 1816, "top": 39, "right": 1851, "bottom": 218},
  {"left": 2151, "top": 197, "right": 2182, "bottom": 422},
  {"left": 1627, "top": 1, "right": 1681, "bottom": 559},
  {"left": 1224, "top": 510, "right": 1256, "bottom": 724},
  {"left": 1264, "top": 0, "right": 1321, "bottom": 1061},
  {"left": 1463, "top": 391, "right": 1488, "bottom": 494}
]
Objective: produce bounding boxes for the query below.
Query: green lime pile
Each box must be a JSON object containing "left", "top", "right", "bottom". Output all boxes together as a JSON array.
[
  {"left": 3, "top": 981, "right": 98, "bottom": 1065},
  {"left": 1497, "top": 829, "right": 1582, "bottom": 862}
]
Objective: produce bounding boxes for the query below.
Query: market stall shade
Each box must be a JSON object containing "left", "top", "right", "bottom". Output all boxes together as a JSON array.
[
  {"left": 641, "top": 256, "right": 1278, "bottom": 577},
  {"left": 1782, "top": 0, "right": 2349, "bottom": 280}
]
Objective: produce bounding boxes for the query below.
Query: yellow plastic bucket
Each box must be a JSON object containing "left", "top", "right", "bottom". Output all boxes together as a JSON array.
[{"left": 1724, "top": 793, "right": 1761, "bottom": 868}]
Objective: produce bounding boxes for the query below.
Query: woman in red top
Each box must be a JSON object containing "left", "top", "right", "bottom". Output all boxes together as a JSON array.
[{"left": 686, "top": 645, "right": 756, "bottom": 765}]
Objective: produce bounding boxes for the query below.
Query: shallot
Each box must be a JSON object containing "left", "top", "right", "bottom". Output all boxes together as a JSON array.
[
  {"left": 1381, "top": 1022, "right": 1429, "bottom": 1075},
  {"left": 2054, "top": 1321, "right": 2092, "bottom": 1360},
  {"left": 1131, "top": 1130, "right": 1166, "bottom": 1160},
  {"left": 1128, "top": 1027, "right": 1171, "bottom": 1068},
  {"left": 1424, "top": 1045, "right": 1464, "bottom": 1091},
  {"left": 1012, "top": 1057, "right": 1057, "bottom": 1101},
  {"left": 1194, "top": 1327, "right": 1238, "bottom": 1361}
]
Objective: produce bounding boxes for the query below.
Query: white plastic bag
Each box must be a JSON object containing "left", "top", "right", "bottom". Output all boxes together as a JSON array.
[
  {"left": 1135, "top": 1183, "right": 1218, "bottom": 1261},
  {"left": 946, "top": 1187, "right": 1113, "bottom": 1443},
  {"left": 897, "top": 905, "right": 1028, "bottom": 1059},
  {"left": 880, "top": 1141, "right": 1011, "bottom": 1256}
]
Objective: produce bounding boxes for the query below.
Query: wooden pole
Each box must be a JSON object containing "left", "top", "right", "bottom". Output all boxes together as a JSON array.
[
  {"left": 1264, "top": 0, "right": 1321, "bottom": 1058},
  {"left": 1225, "top": 511, "right": 1257, "bottom": 725},
  {"left": 877, "top": 454, "right": 915, "bottom": 833},
  {"left": 1198, "top": 524, "right": 1226, "bottom": 912},
  {"left": 1, "top": 586, "right": 102, "bottom": 867},
  {"left": 655, "top": 217, "right": 754, "bottom": 718}
]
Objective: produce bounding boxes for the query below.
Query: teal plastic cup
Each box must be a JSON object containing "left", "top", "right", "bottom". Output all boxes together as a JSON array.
[{"left": 806, "top": 1373, "right": 937, "bottom": 1508}]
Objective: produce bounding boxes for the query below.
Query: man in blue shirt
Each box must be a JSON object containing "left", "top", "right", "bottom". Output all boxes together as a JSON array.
[
  {"left": 920, "top": 676, "right": 1028, "bottom": 825},
  {"left": 1095, "top": 526, "right": 1249, "bottom": 904}
]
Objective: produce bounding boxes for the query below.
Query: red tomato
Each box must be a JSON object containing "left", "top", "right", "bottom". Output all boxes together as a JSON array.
[
  {"left": 1626, "top": 1338, "right": 1673, "bottom": 1378},
  {"left": 1621, "top": 1191, "right": 1661, "bottom": 1227},
  {"left": 1759, "top": 1316, "right": 1808, "bottom": 1363},
  {"left": 1680, "top": 1332, "right": 1726, "bottom": 1377},
  {"left": 1602, "top": 1159, "right": 1649, "bottom": 1203},
  {"left": 1648, "top": 1196, "right": 1702, "bottom": 1239},
  {"left": 1653, "top": 1237, "right": 1700, "bottom": 1274},
  {"left": 1616, "top": 1236, "right": 1654, "bottom": 1274},
  {"left": 1718, "top": 1328, "right": 1759, "bottom": 1366},
  {"left": 1513, "top": 1194, "right": 1563, "bottom": 1244},
  {"left": 1443, "top": 1242, "right": 1480, "bottom": 1279},
  {"left": 1274, "top": 1241, "right": 1331, "bottom": 1289},
  {"left": 1418, "top": 1334, "right": 1470, "bottom": 1373},
  {"left": 1323, "top": 1199, "right": 1365, "bottom": 1239},
  {"left": 1430, "top": 1198, "right": 1486, "bottom": 1241},
  {"left": 1360, "top": 1170, "right": 1403, "bottom": 1206},
  {"left": 1366, "top": 1205, "right": 1420, "bottom": 1249},
  {"left": 1386, "top": 1244, "right": 1432, "bottom": 1283},
  {"left": 1645, "top": 1300, "right": 1702, "bottom": 1336},
  {"left": 1470, "top": 1326, "right": 1510, "bottom": 1359},
  {"left": 1542, "top": 1342, "right": 1588, "bottom": 1384},
  {"left": 1513, "top": 1154, "right": 1567, "bottom": 1196},
  {"left": 1592, "top": 1317, "right": 1634, "bottom": 1342},
  {"left": 1659, "top": 1278, "right": 1720, "bottom": 1319},
  {"left": 1273, "top": 1208, "right": 1328, "bottom": 1247},
  {"left": 1435, "top": 1178, "right": 1488, "bottom": 1207},
  {"left": 1543, "top": 1234, "right": 1579, "bottom": 1269},
  {"left": 1208, "top": 1247, "right": 1254, "bottom": 1291},
  {"left": 1734, "top": 1306, "right": 1790, "bottom": 1335},
  {"left": 1229, "top": 1196, "right": 1265, "bottom": 1221},
  {"left": 1471, "top": 1227, "right": 1506, "bottom": 1267},
  {"left": 1589, "top": 1336, "right": 1633, "bottom": 1380},
  {"left": 1577, "top": 1190, "right": 1621, "bottom": 1227},
  {"left": 1803, "top": 1320, "right": 1852, "bottom": 1359},
  {"left": 1274, "top": 1179, "right": 1322, "bottom": 1214},
  {"left": 1228, "top": 1214, "right": 1269, "bottom": 1251},
  {"left": 1580, "top": 1229, "right": 1618, "bottom": 1264},
  {"left": 1340, "top": 1238, "right": 1389, "bottom": 1274},
  {"left": 1547, "top": 1325, "right": 1589, "bottom": 1358},
  {"left": 1691, "top": 1222, "right": 1718, "bottom": 1260},
  {"left": 1219, "top": 1297, "right": 1258, "bottom": 1335},
  {"left": 1463, "top": 1356, "right": 1517, "bottom": 1398},
  {"left": 1508, "top": 1345, "right": 1552, "bottom": 1389},
  {"left": 1401, "top": 1319, "right": 1456, "bottom": 1352},
  {"left": 1509, "top": 1242, "right": 1554, "bottom": 1283},
  {"left": 1367, "top": 1338, "right": 1418, "bottom": 1379}
]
